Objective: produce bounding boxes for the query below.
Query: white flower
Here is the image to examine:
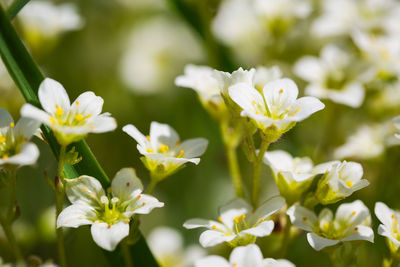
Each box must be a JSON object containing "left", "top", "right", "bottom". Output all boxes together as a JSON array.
[
  {"left": 21, "top": 78, "right": 117, "bottom": 146},
  {"left": 314, "top": 161, "right": 369, "bottom": 205},
  {"left": 123, "top": 122, "right": 208, "bottom": 180},
  {"left": 120, "top": 17, "right": 203, "bottom": 94},
  {"left": 0, "top": 108, "right": 40, "bottom": 166},
  {"left": 18, "top": 1, "right": 83, "bottom": 43},
  {"left": 148, "top": 226, "right": 206, "bottom": 267},
  {"left": 183, "top": 196, "right": 285, "bottom": 248},
  {"left": 352, "top": 32, "right": 400, "bottom": 81},
  {"left": 254, "top": 66, "right": 282, "bottom": 91},
  {"left": 287, "top": 200, "right": 374, "bottom": 251},
  {"left": 195, "top": 244, "right": 295, "bottom": 267},
  {"left": 394, "top": 116, "right": 400, "bottom": 139},
  {"left": 228, "top": 78, "right": 324, "bottom": 140},
  {"left": 375, "top": 202, "right": 400, "bottom": 252},
  {"left": 333, "top": 123, "right": 400, "bottom": 160},
  {"left": 57, "top": 168, "right": 164, "bottom": 251},
  {"left": 213, "top": 67, "right": 256, "bottom": 97},
  {"left": 263, "top": 150, "right": 324, "bottom": 204},
  {"left": 294, "top": 45, "right": 365, "bottom": 108}
]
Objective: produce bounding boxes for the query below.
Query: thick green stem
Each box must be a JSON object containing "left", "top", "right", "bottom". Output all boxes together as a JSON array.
[
  {"left": 251, "top": 140, "right": 269, "bottom": 208},
  {"left": 226, "top": 145, "right": 244, "bottom": 198},
  {"left": 121, "top": 240, "right": 134, "bottom": 267},
  {"left": 278, "top": 215, "right": 291, "bottom": 258},
  {"left": 55, "top": 145, "right": 67, "bottom": 267}
]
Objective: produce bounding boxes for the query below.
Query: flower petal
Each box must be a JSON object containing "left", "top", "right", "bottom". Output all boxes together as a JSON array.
[
  {"left": 14, "top": 117, "right": 41, "bottom": 139},
  {"left": 263, "top": 78, "right": 299, "bottom": 110},
  {"left": 0, "top": 108, "right": 13, "bottom": 128},
  {"left": 72, "top": 91, "right": 104, "bottom": 116},
  {"left": 375, "top": 202, "right": 394, "bottom": 227},
  {"left": 4, "top": 142, "right": 39, "bottom": 166},
  {"left": 306, "top": 232, "right": 339, "bottom": 251},
  {"left": 183, "top": 219, "right": 224, "bottom": 230},
  {"left": 150, "top": 121, "right": 180, "bottom": 148},
  {"left": 38, "top": 78, "right": 71, "bottom": 114},
  {"left": 111, "top": 168, "right": 143, "bottom": 203},
  {"left": 229, "top": 244, "right": 264, "bottom": 266},
  {"left": 89, "top": 115, "right": 117, "bottom": 133},
  {"left": 199, "top": 230, "right": 235, "bottom": 247},
  {"left": 335, "top": 200, "right": 370, "bottom": 227},
  {"left": 65, "top": 175, "right": 105, "bottom": 207},
  {"left": 195, "top": 256, "right": 230, "bottom": 267},
  {"left": 175, "top": 138, "right": 208, "bottom": 158},
  {"left": 287, "top": 205, "right": 317, "bottom": 231},
  {"left": 20, "top": 104, "right": 52, "bottom": 125},
  {"left": 289, "top": 97, "right": 325, "bottom": 121},
  {"left": 219, "top": 198, "right": 251, "bottom": 229},
  {"left": 57, "top": 204, "right": 96, "bottom": 228},
  {"left": 90, "top": 221, "right": 129, "bottom": 251},
  {"left": 122, "top": 124, "right": 149, "bottom": 148},
  {"left": 251, "top": 195, "right": 285, "bottom": 224},
  {"left": 341, "top": 225, "right": 374, "bottom": 242},
  {"left": 263, "top": 150, "right": 294, "bottom": 174},
  {"left": 228, "top": 83, "right": 266, "bottom": 114},
  {"left": 240, "top": 220, "right": 274, "bottom": 237},
  {"left": 127, "top": 194, "right": 164, "bottom": 215}
]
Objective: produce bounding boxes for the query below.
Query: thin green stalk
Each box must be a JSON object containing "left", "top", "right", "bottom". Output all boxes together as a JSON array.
[
  {"left": 251, "top": 140, "right": 269, "bottom": 208},
  {"left": 226, "top": 145, "right": 244, "bottom": 198},
  {"left": 121, "top": 240, "right": 134, "bottom": 267},
  {"left": 7, "top": 169, "right": 17, "bottom": 219},
  {"left": 0, "top": 210, "right": 23, "bottom": 262},
  {"left": 7, "top": 0, "right": 30, "bottom": 19},
  {"left": 278, "top": 215, "right": 291, "bottom": 258},
  {"left": 146, "top": 179, "right": 158, "bottom": 195},
  {"left": 55, "top": 145, "right": 67, "bottom": 267}
]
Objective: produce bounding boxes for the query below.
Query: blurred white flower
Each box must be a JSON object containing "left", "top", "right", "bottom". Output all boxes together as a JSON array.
[
  {"left": 57, "top": 168, "right": 164, "bottom": 251},
  {"left": 312, "top": 0, "right": 400, "bottom": 37},
  {"left": 287, "top": 200, "right": 374, "bottom": 251},
  {"left": 314, "top": 161, "right": 369, "bottom": 205},
  {"left": 21, "top": 78, "right": 117, "bottom": 146},
  {"left": 0, "top": 60, "right": 14, "bottom": 91},
  {"left": 213, "top": 67, "right": 256, "bottom": 97},
  {"left": 123, "top": 122, "right": 208, "bottom": 180},
  {"left": 0, "top": 108, "right": 40, "bottom": 167},
  {"left": 195, "top": 244, "right": 295, "bottom": 267},
  {"left": 375, "top": 202, "right": 400, "bottom": 252},
  {"left": 294, "top": 45, "right": 365, "bottom": 108},
  {"left": 334, "top": 123, "right": 400, "bottom": 160},
  {"left": 254, "top": 66, "right": 283, "bottom": 91},
  {"left": 369, "top": 81, "right": 400, "bottom": 111},
  {"left": 353, "top": 32, "right": 400, "bottom": 81},
  {"left": 228, "top": 78, "right": 324, "bottom": 140},
  {"left": 394, "top": 116, "right": 400, "bottom": 139},
  {"left": 183, "top": 196, "right": 285, "bottom": 248},
  {"left": 148, "top": 226, "right": 206, "bottom": 267},
  {"left": 18, "top": 0, "right": 83, "bottom": 49},
  {"left": 0, "top": 257, "right": 12, "bottom": 267},
  {"left": 263, "top": 150, "right": 324, "bottom": 204},
  {"left": 120, "top": 17, "right": 204, "bottom": 94}
]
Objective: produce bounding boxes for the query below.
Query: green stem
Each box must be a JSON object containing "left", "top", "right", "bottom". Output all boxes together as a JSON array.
[
  {"left": 278, "top": 214, "right": 291, "bottom": 258},
  {"left": 146, "top": 179, "right": 158, "bottom": 195},
  {"left": 121, "top": 240, "right": 134, "bottom": 267},
  {"left": 0, "top": 210, "right": 23, "bottom": 262},
  {"left": 55, "top": 145, "right": 67, "bottom": 267},
  {"left": 251, "top": 140, "right": 269, "bottom": 208},
  {"left": 226, "top": 145, "right": 244, "bottom": 198},
  {"left": 7, "top": 169, "right": 17, "bottom": 220}
]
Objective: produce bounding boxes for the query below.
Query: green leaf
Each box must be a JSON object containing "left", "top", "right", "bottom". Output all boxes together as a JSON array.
[
  {"left": 0, "top": 6, "right": 158, "bottom": 266},
  {"left": 7, "top": 0, "right": 30, "bottom": 20}
]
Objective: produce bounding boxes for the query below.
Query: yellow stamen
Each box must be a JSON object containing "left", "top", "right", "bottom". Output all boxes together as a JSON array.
[
  {"left": 234, "top": 217, "right": 240, "bottom": 224},
  {"left": 85, "top": 114, "right": 92, "bottom": 119},
  {"left": 346, "top": 181, "right": 353, "bottom": 187},
  {"left": 354, "top": 227, "right": 358, "bottom": 231},
  {"left": 218, "top": 217, "right": 222, "bottom": 222},
  {"left": 75, "top": 114, "right": 84, "bottom": 121},
  {"left": 252, "top": 100, "right": 257, "bottom": 105},
  {"left": 76, "top": 101, "right": 80, "bottom": 105},
  {"left": 176, "top": 141, "right": 181, "bottom": 146},
  {"left": 225, "top": 233, "right": 230, "bottom": 236},
  {"left": 392, "top": 214, "right": 395, "bottom": 219},
  {"left": 352, "top": 211, "right": 356, "bottom": 216},
  {"left": 81, "top": 187, "right": 88, "bottom": 192},
  {"left": 2, "top": 155, "right": 8, "bottom": 160},
  {"left": 146, "top": 135, "right": 150, "bottom": 141},
  {"left": 212, "top": 225, "right": 217, "bottom": 230},
  {"left": 146, "top": 148, "right": 154, "bottom": 153},
  {"left": 49, "top": 117, "right": 56, "bottom": 124},
  {"left": 302, "top": 217, "right": 307, "bottom": 221},
  {"left": 159, "top": 144, "right": 169, "bottom": 152},
  {"left": 9, "top": 122, "right": 14, "bottom": 128},
  {"left": 55, "top": 105, "right": 63, "bottom": 116},
  {"left": 0, "top": 136, "right": 5, "bottom": 143},
  {"left": 241, "top": 214, "right": 246, "bottom": 219},
  {"left": 177, "top": 150, "right": 184, "bottom": 158},
  {"left": 279, "top": 89, "right": 284, "bottom": 93},
  {"left": 323, "top": 222, "right": 329, "bottom": 229}
]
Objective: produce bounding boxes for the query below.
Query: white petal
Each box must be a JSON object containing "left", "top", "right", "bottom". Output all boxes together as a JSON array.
[
  {"left": 57, "top": 204, "right": 96, "bottom": 228},
  {"left": 339, "top": 161, "right": 363, "bottom": 182},
  {"left": 65, "top": 175, "right": 105, "bottom": 207},
  {"left": 183, "top": 219, "right": 224, "bottom": 230},
  {"left": 199, "top": 230, "right": 235, "bottom": 247},
  {"left": 263, "top": 78, "right": 299, "bottom": 109},
  {"left": 240, "top": 220, "right": 274, "bottom": 237},
  {"left": 229, "top": 244, "right": 264, "bottom": 266},
  {"left": 14, "top": 117, "right": 41, "bottom": 139},
  {"left": 128, "top": 194, "right": 164, "bottom": 215},
  {"left": 90, "top": 221, "right": 129, "bottom": 251},
  {"left": 89, "top": 115, "right": 117, "bottom": 133},
  {"left": 228, "top": 83, "right": 266, "bottom": 114},
  {"left": 251, "top": 195, "right": 285, "bottom": 223},
  {"left": 263, "top": 258, "right": 295, "bottom": 267},
  {"left": 219, "top": 199, "right": 251, "bottom": 229},
  {"left": 122, "top": 124, "right": 149, "bottom": 148},
  {"left": 38, "top": 78, "right": 70, "bottom": 114},
  {"left": 20, "top": 104, "right": 52, "bottom": 125},
  {"left": 263, "top": 150, "right": 294, "bottom": 173},
  {"left": 306, "top": 232, "right": 339, "bottom": 251},
  {"left": 290, "top": 97, "right": 325, "bottom": 121},
  {"left": 147, "top": 227, "right": 183, "bottom": 256},
  {"left": 5, "top": 142, "right": 39, "bottom": 166},
  {"left": 111, "top": 168, "right": 143, "bottom": 203},
  {"left": 195, "top": 256, "right": 230, "bottom": 267},
  {"left": 150, "top": 121, "right": 180, "bottom": 148},
  {"left": 293, "top": 57, "right": 324, "bottom": 82},
  {"left": 335, "top": 200, "right": 370, "bottom": 227},
  {"left": 175, "top": 138, "right": 208, "bottom": 158},
  {"left": 0, "top": 108, "right": 13, "bottom": 128},
  {"left": 287, "top": 205, "right": 317, "bottom": 232},
  {"left": 72, "top": 91, "right": 104, "bottom": 116},
  {"left": 313, "top": 161, "right": 339, "bottom": 174},
  {"left": 341, "top": 225, "right": 374, "bottom": 242},
  {"left": 375, "top": 202, "right": 394, "bottom": 227},
  {"left": 327, "top": 83, "right": 365, "bottom": 108}
]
